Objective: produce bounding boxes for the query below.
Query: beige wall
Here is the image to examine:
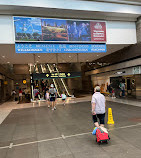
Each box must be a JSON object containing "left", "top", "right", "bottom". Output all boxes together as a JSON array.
[
  {"left": 14, "top": 64, "right": 29, "bottom": 75},
  {"left": 135, "top": 74, "right": 141, "bottom": 99},
  {"left": 91, "top": 76, "right": 110, "bottom": 92}
]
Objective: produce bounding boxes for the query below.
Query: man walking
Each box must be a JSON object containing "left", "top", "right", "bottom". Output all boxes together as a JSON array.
[{"left": 91, "top": 86, "right": 106, "bottom": 127}]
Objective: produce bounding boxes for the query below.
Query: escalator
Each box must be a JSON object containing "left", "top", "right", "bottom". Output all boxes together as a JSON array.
[
  {"left": 30, "top": 63, "right": 71, "bottom": 98},
  {"left": 48, "top": 64, "right": 71, "bottom": 97}
]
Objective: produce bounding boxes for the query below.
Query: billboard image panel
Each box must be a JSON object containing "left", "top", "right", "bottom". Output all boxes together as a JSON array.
[
  {"left": 14, "top": 17, "right": 42, "bottom": 41},
  {"left": 14, "top": 17, "right": 106, "bottom": 43},
  {"left": 67, "top": 20, "right": 91, "bottom": 41},
  {"left": 41, "top": 19, "right": 68, "bottom": 41},
  {"left": 90, "top": 22, "right": 106, "bottom": 42}
]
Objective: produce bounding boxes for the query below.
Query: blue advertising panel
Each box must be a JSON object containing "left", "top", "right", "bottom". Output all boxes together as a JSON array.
[{"left": 15, "top": 43, "right": 106, "bottom": 53}]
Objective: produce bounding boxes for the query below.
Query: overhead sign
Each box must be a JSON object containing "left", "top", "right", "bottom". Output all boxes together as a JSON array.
[
  {"left": 115, "top": 71, "right": 125, "bottom": 75},
  {"left": 32, "top": 72, "right": 81, "bottom": 80},
  {"left": 15, "top": 43, "right": 106, "bottom": 53},
  {"left": 14, "top": 16, "right": 106, "bottom": 43},
  {"left": 133, "top": 66, "right": 141, "bottom": 74}
]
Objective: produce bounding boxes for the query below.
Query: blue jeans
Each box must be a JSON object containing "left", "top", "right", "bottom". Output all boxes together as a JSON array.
[{"left": 122, "top": 90, "right": 125, "bottom": 96}]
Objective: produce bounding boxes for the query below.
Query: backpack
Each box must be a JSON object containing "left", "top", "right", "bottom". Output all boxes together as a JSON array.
[{"left": 50, "top": 88, "right": 56, "bottom": 97}]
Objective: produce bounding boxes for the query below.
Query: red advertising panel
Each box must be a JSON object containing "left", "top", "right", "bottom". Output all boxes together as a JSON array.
[{"left": 90, "top": 22, "right": 106, "bottom": 42}]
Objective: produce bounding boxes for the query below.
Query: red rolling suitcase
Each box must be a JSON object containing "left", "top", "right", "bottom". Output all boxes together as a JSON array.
[{"left": 96, "top": 127, "right": 110, "bottom": 144}]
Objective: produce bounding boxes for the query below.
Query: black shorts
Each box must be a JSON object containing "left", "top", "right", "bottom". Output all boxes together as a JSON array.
[
  {"left": 50, "top": 97, "right": 55, "bottom": 102},
  {"left": 92, "top": 113, "right": 105, "bottom": 124}
]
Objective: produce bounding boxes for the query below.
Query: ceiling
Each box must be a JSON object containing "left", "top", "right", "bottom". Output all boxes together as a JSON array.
[
  {"left": 0, "top": 0, "right": 141, "bottom": 22},
  {"left": 0, "top": 44, "right": 130, "bottom": 64},
  {"left": 87, "top": 0, "right": 141, "bottom": 3}
]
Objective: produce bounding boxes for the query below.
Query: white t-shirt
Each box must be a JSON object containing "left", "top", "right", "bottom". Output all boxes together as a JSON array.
[
  {"left": 61, "top": 94, "right": 66, "bottom": 99},
  {"left": 91, "top": 92, "right": 105, "bottom": 114},
  {"left": 46, "top": 92, "right": 49, "bottom": 100}
]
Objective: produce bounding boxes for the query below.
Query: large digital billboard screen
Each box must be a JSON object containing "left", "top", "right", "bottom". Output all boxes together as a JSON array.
[{"left": 14, "top": 17, "right": 106, "bottom": 43}]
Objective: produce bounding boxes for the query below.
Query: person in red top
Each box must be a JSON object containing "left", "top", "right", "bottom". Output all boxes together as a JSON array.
[{"left": 19, "top": 88, "right": 22, "bottom": 102}]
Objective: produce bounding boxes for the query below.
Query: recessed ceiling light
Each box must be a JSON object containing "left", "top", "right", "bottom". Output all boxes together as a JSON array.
[
  {"left": 2, "top": 56, "right": 5, "bottom": 58},
  {"left": 97, "top": 55, "right": 99, "bottom": 56},
  {"left": 7, "top": 62, "right": 10, "bottom": 64},
  {"left": 36, "top": 61, "right": 39, "bottom": 63},
  {"left": 86, "top": 60, "right": 89, "bottom": 61}
]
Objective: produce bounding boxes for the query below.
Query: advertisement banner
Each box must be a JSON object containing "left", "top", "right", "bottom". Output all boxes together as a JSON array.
[
  {"left": 41, "top": 19, "right": 68, "bottom": 41},
  {"left": 15, "top": 43, "right": 106, "bottom": 53},
  {"left": 32, "top": 72, "right": 81, "bottom": 80},
  {"left": 14, "top": 17, "right": 106, "bottom": 43},
  {"left": 67, "top": 20, "right": 91, "bottom": 41},
  {"left": 90, "top": 22, "right": 106, "bottom": 42}
]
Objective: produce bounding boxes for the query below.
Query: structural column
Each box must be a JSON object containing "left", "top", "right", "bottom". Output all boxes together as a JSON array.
[
  {"left": 135, "top": 74, "right": 141, "bottom": 99},
  {"left": 136, "top": 16, "right": 141, "bottom": 43}
]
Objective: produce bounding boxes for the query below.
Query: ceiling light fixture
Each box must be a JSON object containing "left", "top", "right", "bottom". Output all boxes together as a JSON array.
[
  {"left": 2, "top": 56, "right": 5, "bottom": 58},
  {"left": 7, "top": 62, "right": 10, "bottom": 64},
  {"left": 38, "top": 56, "right": 40, "bottom": 58}
]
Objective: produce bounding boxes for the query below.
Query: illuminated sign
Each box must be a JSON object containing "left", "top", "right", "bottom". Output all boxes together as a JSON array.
[
  {"left": 23, "top": 80, "right": 27, "bottom": 84},
  {"left": 4, "top": 81, "right": 8, "bottom": 85},
  {"left": 15, "top": 43, "right": 106, "bottom": 53},
  {"left": 32, "top": 72, "right": 81, "bottom": 80}
]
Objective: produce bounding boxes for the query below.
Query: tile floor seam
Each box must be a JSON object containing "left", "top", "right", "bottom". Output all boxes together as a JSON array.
[
  {"left": 110, "top": 129, "right": 141, "bottom": 151},
  {"left": 61, "top": 134, "right": 76, "bottom": 158},
  {"left": 113, "top": 135, "right": 141, "bottom": 152},
  {"left": 2, "top": 109, "right": 18, "bottom": 158},
  {"left": 8, "top": 115, "right": 18, "bottom": 145},
  {"left": 48, "top": 113, "right": 74, "bottom": 157},
  {"left": 0, "top": 123, "right": 141, "bottom": 151},
  {"left": 34, "top": 109, "right": 40, "bottom": 158},
  {"left": 5, "top": 125, "right": 17, "bottom": 158},
  {"left": 99, "top": 141, "right": 113, "bottom": 158}
]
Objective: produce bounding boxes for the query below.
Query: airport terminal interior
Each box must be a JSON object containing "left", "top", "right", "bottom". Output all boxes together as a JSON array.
[{"left": 0, "top": 0, "right": 141, "bottom": 158}]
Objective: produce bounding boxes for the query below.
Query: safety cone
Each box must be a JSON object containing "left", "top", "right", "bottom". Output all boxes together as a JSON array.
[{"left": 107, "top": 108, "right": 115, "bottom": 124}]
